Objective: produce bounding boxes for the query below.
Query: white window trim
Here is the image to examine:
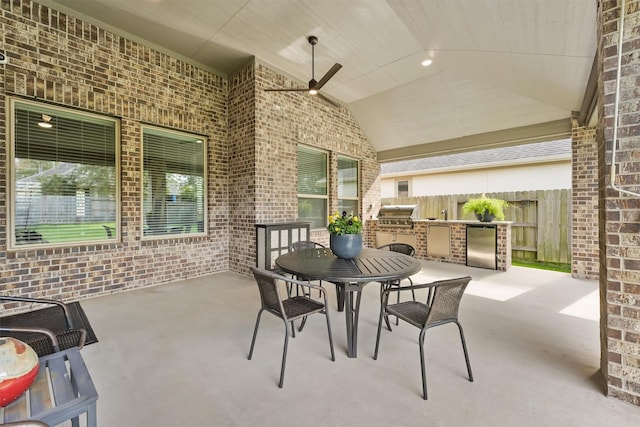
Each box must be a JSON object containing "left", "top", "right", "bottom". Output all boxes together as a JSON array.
[
  {"left": 141, "top": 125, "right": 208, "bottom": 240},
  {"left": 297, "top": 144, "right": 329, "bottom": 231},
  {"left": 337, "top": 154, "right": 360, "bottom": 214},
  {"left": 7, "top": 97, "right": 121, "bottom": 250}
]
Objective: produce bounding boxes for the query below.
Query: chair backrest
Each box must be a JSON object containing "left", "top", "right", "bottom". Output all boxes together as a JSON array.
[
  {"left": 250, "top": 267, "right": 284, "bottom": 311},
  {"left": 102, "top": 225, "right": 114, "bottom": 238},
  {"left": 377, "top": 243, "right": 415, "bottom": 257},
  {"left": 290, "top": 240, "right": 325, "bottom": 252},
  {"left": 425, "top": 276, "right": 472, "bottom": 326}
]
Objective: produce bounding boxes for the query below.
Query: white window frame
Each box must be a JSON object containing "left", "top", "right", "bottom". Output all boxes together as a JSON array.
[
  {"left": 397, "top": 179, "right": 410, "bottom": 197},
  {"left": 297, "top": 145, "right": 328, "bottom": 230},
  {"left": 141, "top": 125, "right": 207, "bottom": 239},
  {"left": 337, "top": 155, "right": 360, "bottom": 216},
  {"left": 8, "top": 98, "right": 120, "bottom": 249}
]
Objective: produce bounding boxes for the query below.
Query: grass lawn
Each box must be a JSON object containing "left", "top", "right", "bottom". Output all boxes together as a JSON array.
[
  {"left": 32, "top": 222, "right": 115, "bottom": 243},
  {"left": 512, "top": 259, "right": 571, "bottom": 273}
]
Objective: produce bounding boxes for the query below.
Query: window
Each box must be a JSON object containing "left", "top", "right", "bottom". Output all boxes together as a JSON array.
[
  {"left": 142, "top": 126, "right": 206, "bottom": 237},
  {"left": 337, "top": 156, "right": 359, "bottom": 216},
  {"left": 397, "top": 180, "right": 409, "bottom": 197},
  {"left": 9, "top": 99, "right": 119, "bottom": 248},
  {"left": 297, "top": 146, "right": 328, "bottom": 229}
]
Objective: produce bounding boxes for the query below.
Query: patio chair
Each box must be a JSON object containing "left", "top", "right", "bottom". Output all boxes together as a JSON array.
[
  {"left": 373, "top": 276, "right": 474, "bottom": 400},
  {"left": 289, "top": 240, "right": 326, "bottom": 297},
  {"left": 102, "top": 225, "right": 115, "bottom": 238},
  {"left": 248, "top": 267, "right": 335, "bottom": 388},
  {"left": 376, "top": 243, "right": 417, "bottom": 329},
  {"left": 0, "top": 296, "right": 87, "bottom": 357}
]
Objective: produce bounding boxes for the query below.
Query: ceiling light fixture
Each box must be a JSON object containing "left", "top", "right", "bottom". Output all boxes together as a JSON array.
[
  {"left": 38, "top": 114, "right": 53, "bottom": 128},
  {"left": 308, "top": 87, "right": 318, "bottom": 95},
  {"left": 421, "top": 59, "right": 433, "bottom": 67}
]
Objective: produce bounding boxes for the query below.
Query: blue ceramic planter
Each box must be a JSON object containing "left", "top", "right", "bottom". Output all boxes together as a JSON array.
[{"left": 330, "top": 234, "right": 363, "bottom": 259}]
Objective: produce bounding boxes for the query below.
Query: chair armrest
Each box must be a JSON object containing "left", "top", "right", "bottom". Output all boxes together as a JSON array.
[
  {"left": 0, "top": 326, "right": 61, "bottom": 353},
  {"left": 2, "top": 422, "right": 50, "bottom": 426},
  {"left": 283, "top": 276, "right": 328, "bottom": 296},
  {"left": 0, "top": 296, "right": 75, "bottom": 329},
  {"left": 381, "top": 281, "right": 435, "bottom": 296},
  {"left": 262, "top": 269, "right": 330, "bottom": 302},
  {"left": 381, "top": 276, "right": 472, "bottom": 306}
]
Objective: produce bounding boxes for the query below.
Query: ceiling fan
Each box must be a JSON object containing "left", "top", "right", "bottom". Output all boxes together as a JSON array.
[{"left": 265, "top": 35, "right": 342, "bottom": 103}]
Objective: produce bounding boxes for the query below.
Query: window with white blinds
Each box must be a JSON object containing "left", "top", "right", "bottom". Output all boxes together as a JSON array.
[
  {"left": 297, "top": 145, "right": 328, "bottom": 229},
  {"left": 337, "top": 156, "right": 359, "bottom": 217},
  {"left": 142, "top": 126, "right": 206, "bottom": 237},
  {"left": 9, "top": 98, "right": 119, "bottom": 248}
]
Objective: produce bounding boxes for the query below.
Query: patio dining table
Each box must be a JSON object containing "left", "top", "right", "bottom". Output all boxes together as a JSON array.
[{"left": 275, "top": 247, "right": 421, "bottom": 358}]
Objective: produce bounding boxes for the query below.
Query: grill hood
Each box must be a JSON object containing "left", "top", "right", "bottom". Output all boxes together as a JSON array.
[{"left": 377, "top": 205, "right": 417, "bottom": 227}]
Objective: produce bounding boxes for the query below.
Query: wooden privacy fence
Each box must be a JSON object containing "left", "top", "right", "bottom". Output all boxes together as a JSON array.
[{"left": 382, "top": 189, "right": 571, "bottom": 264}]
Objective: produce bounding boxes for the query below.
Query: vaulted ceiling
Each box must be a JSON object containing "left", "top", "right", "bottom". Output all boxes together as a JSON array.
[{"left": 42, "top": 0, "right": 597, "bottom": 162}]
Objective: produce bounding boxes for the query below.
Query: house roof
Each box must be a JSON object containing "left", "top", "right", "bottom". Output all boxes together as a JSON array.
[{"left": 380, "top": 139, "right": 571, "bottom": 175}]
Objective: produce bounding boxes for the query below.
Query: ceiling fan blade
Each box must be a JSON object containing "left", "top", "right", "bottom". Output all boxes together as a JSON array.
[
  {"left": 315, "top": 63, "right": 342, "bottom": 90},
  {"left": 264, "top": 88, "right": 309, "bottom": 92}
]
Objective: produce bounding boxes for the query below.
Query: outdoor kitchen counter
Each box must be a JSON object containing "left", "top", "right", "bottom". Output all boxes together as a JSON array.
[{"left": 365, "top": 219, "right": 512, "bottom": 271}]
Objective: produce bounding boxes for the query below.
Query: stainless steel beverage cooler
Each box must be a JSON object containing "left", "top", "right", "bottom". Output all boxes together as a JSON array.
[{"left": 466, "top": 224, "right": 497, "bottom": 270}]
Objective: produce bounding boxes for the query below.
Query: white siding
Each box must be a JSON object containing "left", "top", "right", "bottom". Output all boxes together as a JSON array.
[{"left": 381, "top": 161, "right": 570, "bottom": 197}]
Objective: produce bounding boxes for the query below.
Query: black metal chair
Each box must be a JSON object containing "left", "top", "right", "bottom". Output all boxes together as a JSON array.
[
  {"left": 102, "top": 225, "right": 115, "bottom": 238},
  {"left": 376, "top": 243, "right": 417, "bottom": 329},
  {"left": 288, "top": 240, "right": 327, "bottom": 323},
  {"left": 248, "top": 267, "right": 335, "bottom": 388},
  {"left": 0, "top": 296, "right": 87, "bottom": 357},
  {"left": 373, "top": 276, "right": 474, "bottom": 400},
  {"left": 290, "top": 240, "right": 326, "bottom": 252}
]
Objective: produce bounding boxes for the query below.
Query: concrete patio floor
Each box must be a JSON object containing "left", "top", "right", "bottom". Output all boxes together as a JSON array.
[{"left": 74, "top": 260, "right": 638, "bottom": 426}]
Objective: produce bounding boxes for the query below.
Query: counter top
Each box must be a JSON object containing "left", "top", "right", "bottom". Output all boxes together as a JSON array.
[{"left": 371, "top": 219, "right": 513, "bottom": 224}]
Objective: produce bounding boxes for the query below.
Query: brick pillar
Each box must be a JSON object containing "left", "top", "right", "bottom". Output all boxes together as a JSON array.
[
  {"left": 598, "top": 0, "right": 640, "bottom": 405},
  {"left": 571, "top": 120, "right": 599, "bottom": 279}
]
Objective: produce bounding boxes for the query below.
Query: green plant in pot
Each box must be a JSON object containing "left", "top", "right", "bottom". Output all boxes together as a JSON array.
[
  {"left": 462, "top": 195, "right": 508, "bottom": 222},
  {"left": 327, "top": 211, "right": 363, "bottom": 258}
]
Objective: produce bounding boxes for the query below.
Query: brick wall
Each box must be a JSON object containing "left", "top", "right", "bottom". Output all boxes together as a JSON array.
[
  {"left": 0, "top": 1, "right": 382, "bottom": 304},
  {"left": 226, "top": 60, "right": 380, "bottom": 275},
  {"left": 571, "top": 121, "right": 599, "bottom": 280},
  {"left": 598, "top": 0, "right": 640, "bottom": 406},
  {"left": 0, "top": 0, "right": 230, "bottom": 303}
]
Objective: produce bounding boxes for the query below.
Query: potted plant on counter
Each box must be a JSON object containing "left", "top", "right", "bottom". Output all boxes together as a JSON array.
[
  {"left": 462, "top": 195, "right": 508, "bottom": 222},
  {"left": 327, "top": 211, "right": 363, "bottom": 259}
]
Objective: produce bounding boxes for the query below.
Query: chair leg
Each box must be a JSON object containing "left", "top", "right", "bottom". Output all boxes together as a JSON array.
[
  {"left": 456, "top": 320, "right": 474, "bottom": 382},
  {"left": 298, "top": 316, "right": 308, "bottom": 332},
  {"left": 279, "top": 320, "right": 291, "bottom": 388},
  {"left": 419, "top": 328, "right": 428, "bottom": 400},
  {"left": 248, "top": 309, "right": 264, "bottom": 360}
]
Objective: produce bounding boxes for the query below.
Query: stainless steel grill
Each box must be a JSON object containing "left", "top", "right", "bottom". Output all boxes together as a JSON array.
[{"left": 377, "top": 205, "right": 417, "bottom": 228}]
